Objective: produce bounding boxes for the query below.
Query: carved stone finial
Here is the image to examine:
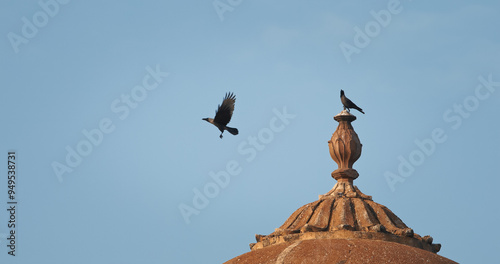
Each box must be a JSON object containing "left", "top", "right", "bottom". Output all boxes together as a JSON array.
[{"left": 328, "top": 110, "right": 362, "bottom": 183}]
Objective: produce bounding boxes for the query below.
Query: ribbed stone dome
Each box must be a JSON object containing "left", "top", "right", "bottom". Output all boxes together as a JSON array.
[{"left": 250, "top": 181, "right": 440, "bottom": 253}]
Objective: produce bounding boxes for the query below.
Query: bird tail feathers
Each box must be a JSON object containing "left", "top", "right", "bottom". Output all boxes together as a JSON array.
[
  {"left": 225, "top": 126, "right": 239, "bottom": 135},
  {"left": 355, "top": 107, "right": 365, "bottom": 114}
]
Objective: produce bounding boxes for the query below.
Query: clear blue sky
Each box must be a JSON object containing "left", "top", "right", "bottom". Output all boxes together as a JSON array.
[{"left": 1, "top": 1, "right": 499, "bottom": 263}]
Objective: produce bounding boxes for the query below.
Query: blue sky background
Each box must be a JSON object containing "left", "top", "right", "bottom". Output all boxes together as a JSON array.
[{"left": 1, "top": 1, "right": 499, "bottom": 263}]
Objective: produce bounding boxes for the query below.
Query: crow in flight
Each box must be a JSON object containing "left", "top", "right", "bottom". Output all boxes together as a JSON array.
[
  {"left": 203, "top": 92, "right": 239, "bottom": 138},
  {"left": 340, "top": 90, "right": 365, "bottom": 114}
]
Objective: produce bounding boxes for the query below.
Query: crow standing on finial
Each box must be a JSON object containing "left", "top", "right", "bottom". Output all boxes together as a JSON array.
[
  {"left": 203, "top": 92, "right": 239, "bottom": 138},
  {"left": 340, "top": 90, "right": 365, "bottom": 114}
]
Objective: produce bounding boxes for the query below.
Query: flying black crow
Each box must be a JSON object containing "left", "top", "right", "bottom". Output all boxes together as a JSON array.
[
  {"left": 340, "top": 90, "right": 365, "bottom": 114},
  {"left": 203, "top": 92, "right": 239, "bottom": 138}
]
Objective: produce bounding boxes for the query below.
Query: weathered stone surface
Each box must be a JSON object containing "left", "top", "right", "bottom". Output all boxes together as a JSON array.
[
  {"left": 225, "top": 239, "right": 457, "bottom": 264},
  {"left": 251, "top": 195, "right": 441, "bottom": 253}
]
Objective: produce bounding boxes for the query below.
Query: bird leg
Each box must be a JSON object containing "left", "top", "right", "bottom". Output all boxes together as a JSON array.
[{"left": 220, "top": 133, "right": 223, "bottom": 139}]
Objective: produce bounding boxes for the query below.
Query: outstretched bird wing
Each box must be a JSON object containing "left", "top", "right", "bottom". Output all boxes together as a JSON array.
[{"left": 214, "top": 92, "right": 236, "bottom": 127}]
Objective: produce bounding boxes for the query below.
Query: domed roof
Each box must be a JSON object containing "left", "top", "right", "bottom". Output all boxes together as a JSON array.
[
  {"left": 224, "top": 111, "right": 456, "bottom": 263},
  {"left": 225, "top": 238, "right": 456, "bottom": 264}
]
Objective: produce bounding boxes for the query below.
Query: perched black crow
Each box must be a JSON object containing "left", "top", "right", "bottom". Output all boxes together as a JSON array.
[
  {"left": 203, "top": 92, "right": 239, "bottom": 138},
  {"left": 340, "top": 90, "right": 364, "bottom": 114}
]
